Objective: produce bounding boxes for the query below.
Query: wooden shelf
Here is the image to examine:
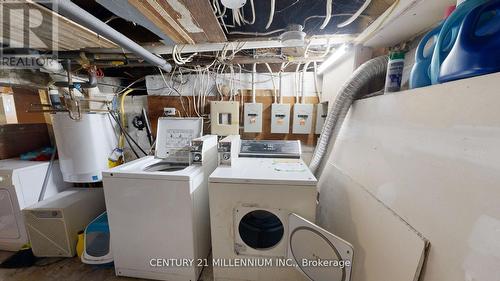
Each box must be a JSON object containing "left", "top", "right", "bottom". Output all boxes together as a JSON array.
[{"left": 356, "top": 0, "right": 456, "bottom": 48}]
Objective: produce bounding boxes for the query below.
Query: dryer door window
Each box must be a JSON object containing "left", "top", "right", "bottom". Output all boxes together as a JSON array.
[
  {"left": 287, "top": 213, "right": 354, "bottom": 281},
  {"left": 238, "top": 210, "right": 284, "bottom": 250},
  {"left": 0, "top": 188, "right": 21, "bottom": 239}
]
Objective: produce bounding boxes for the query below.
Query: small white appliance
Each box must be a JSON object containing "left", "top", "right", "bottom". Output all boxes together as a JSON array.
[
  {"left": 103, "top": 117, "right": 218, "bottom": 281},
  {"left": 0, "top": 159, "right": 67, "bottom": 251},
  {"left": 209, "top": 141, "right": 353, "bottom": 281},
  {"left": 51, "top": 112, "right": 118, "bottom": 183},
  {"left": 23, "top": 188, "right": 105, "bottom": 257}
]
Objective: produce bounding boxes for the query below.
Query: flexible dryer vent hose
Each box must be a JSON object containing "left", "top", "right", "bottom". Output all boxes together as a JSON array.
[{"left": 309, "top": 56, "right": 389, "bottom": 176}]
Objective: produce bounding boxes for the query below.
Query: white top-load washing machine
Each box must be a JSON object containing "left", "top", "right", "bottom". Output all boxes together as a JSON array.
[
  {"left": 0, "top": 159, "right": 68, "bottom": 251},
  {"left": 209, "top": 140, "right": 353, "bottom": 281},
  {"left": 103, "top": 117, "right": 218, "bottom": 281}
]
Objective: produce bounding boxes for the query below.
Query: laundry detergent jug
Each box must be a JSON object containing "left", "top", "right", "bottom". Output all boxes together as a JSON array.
[
  {"left": 439, "top": 0, "right": 500, "bottom": 82},
  {"left": 429, "top": 0, "right": 489, "bottom": 84},
  {"left": 410, "top": 24, "right": 443, "bottom": 89}
]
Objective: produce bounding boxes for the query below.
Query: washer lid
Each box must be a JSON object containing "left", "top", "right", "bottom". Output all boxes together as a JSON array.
[
  {"left": 287, "top": 213, "right": 354, "bottom": 281},
  {"left": 155, "top": 117, "right": 203, "bottom": 160}
]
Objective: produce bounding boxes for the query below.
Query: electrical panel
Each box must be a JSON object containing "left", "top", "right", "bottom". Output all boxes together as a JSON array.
[
  {"left": 243, "top": 103, "right": 263, "bottom": 133},
  {"left": 210, "top": 101, "right": 240, "bottom": 136},
  {"left": 271, "top": 103, "right": 291, "bottom": 134},
  {"left": 315, "top": 102, "right": 328, "bottom": 134},
  {"left": 292, "top": 103, "right": 314, "bottom": 134}
]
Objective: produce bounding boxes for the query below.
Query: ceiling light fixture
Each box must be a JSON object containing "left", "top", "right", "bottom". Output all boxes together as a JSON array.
[
  {"left": 221, "top": 0, "right": 247, "bottom": 9},
  {"left": 280, "top": 24, "right": 306, "bottom": 47},
  {"left": 317, "top": 44, "right": 349, "bottom": 74}
]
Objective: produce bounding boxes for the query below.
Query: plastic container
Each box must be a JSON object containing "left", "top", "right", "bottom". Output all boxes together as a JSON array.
[
  {"left": 439, "top": 0, "right": 500, "bottom": 83},
  {"left": 429, "top": 0, "right": 489, "bottom": 84},
  {"left": 409, "top": 6, "right": 456, "bottom": 89},
  {"left": 81, "top": 212, "right": 113, "bottom": 265},
  {"left": 410, "top": 24, "right": 443, "bottom": 89},
  {"left": 384, "top": 52, "right": 406, "bottom": 93}
]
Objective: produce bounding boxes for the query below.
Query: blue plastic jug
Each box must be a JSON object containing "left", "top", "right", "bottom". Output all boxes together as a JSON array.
[
  {"left": 439, "top": 0, "right": 500, "bottom": 83},
  {"left": 429, "top": 0, "right": 489, "bottom": 85},
  {"left": 409, "top": 23, "right": 443, "bottom": 89}
]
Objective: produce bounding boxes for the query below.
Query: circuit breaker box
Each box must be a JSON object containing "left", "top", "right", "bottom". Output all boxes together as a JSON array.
[
  {"left": 271, "top": 103, "right": 290, "bottom": 134},
  {"left": 243, "top": 103, "right": 263, "bottom": 133},
  {"left": 210, "top": 101, "right": 240, "bottom": 136},
  {"left": 292, "top": 103, "right": 314, "bottom": 134}
]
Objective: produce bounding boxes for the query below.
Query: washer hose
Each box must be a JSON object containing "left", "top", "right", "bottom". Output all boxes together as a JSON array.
[{"left": 309, "top": 56, "right": 389, "bottom": 176}]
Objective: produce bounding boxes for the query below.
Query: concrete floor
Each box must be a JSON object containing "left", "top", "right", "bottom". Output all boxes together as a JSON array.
[{"left": 0, "top": 251, "right": 213, "bottom": 281}]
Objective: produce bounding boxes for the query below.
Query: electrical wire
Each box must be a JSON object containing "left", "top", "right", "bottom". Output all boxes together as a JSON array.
[
  {"left": 108, "top": 108, "right": 147, "bottom": 156},
  {"left": 227, "top": 29, "right": 285, "bottom": 36},
  {"left": 320, "top": 0, "right": 333, "bottom": 29},
  {"left": 119, "top": 89, "right": 134, "bottom": 149},
  {"left": 265, "top": 0, "right": 275, "bottom": 29},
  {"left": 264, "top": 63, "right": 277, "bottom": 104},
  {"left": 337, "top": 0, "right": 372, "bottom": 28}
]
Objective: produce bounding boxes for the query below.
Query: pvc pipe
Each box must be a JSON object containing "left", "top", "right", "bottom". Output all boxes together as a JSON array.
[
  {"left": 302, "top": 61, "right": 311, "bottom": 104},
  {"left": 44, "top": 0, "right": 172, "bottom": 72}
]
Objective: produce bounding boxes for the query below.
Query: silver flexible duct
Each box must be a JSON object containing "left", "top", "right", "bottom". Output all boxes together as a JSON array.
[{"left": 309, "top": 56, "right": 389, "bottom": 176}]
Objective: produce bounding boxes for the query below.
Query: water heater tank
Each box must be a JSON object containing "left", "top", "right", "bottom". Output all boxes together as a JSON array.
[{"left": 51, "top": 113, "right": 118, "bottom": 183}]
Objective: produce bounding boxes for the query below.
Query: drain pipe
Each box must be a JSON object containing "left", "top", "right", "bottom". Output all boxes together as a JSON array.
[
  {"left": 309, "top": 56, "right": 389, "bottom": 176},
  {"left": 42, "top": 0, "right": 172, "bottom": 72}
]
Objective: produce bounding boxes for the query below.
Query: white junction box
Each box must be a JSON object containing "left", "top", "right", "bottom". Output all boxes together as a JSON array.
[
  {"left": 211, "top": 101, "right": 240, "bottom": 136},
  {"left": 271, "top": 103, "right": 291, "bottom": 134},
  {"left": 315, "top": 102, "right": 328, "bottom": 134},
  {"left": 244, "top": 103, "right": 263, "bottom": 133},
  {"left": 292, "top": 103, "right": 314, "bottom": 134}
]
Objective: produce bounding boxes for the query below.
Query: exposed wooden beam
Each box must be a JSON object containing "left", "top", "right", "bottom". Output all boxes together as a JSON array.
[{"left": 129, "top": 0, "right": 226, "bottom": 44}]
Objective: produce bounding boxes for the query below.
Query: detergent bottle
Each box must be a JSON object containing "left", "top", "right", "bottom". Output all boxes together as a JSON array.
[
  {"left": 429, "top": 0, "right": 489, "bottom": 84},
  {"left": 439, "top": 0, "right": 500, "bottom": 83},
  {"left": 409, "top": 6, "right": 456, "bottom": 89}
]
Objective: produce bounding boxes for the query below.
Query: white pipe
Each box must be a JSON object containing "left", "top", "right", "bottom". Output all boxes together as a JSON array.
[
  {"left": 87, "top": 36, "right": 355, "bottom": 55},
  {"left": 44, "top": 0, "right": 171, "bottom": 72},
  {"left": 279, "top": 62, "right": 285, "bottom": 104},
  {"left": 320, "top": 0, "right": 333, "bottom": 29},
  {"left": 265, "top": 63, "right": 277, "bottom": 104},
  {"left": 252, "top": 63, "right": 257, "bottom": 103},
  {"left": 295, "top": 63, "right": 302, "bottom": 104},
  {"left": 302, "top": 62, "right": 311, "bottom": 104}
]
